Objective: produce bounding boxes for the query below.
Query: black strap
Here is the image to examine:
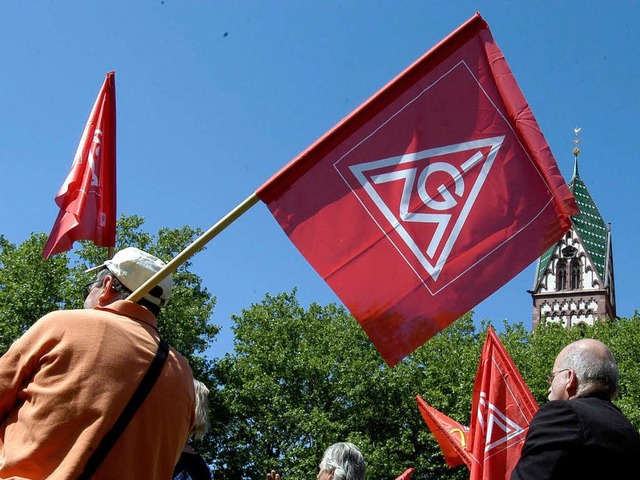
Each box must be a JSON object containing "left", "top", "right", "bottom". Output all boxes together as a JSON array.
[{"left": 78, "top": 339, "right": 170, "bottom": 479}]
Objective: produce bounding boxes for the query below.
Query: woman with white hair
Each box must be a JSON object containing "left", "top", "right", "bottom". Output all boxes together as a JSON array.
[
  {"left": 267, "top": 442, "right": 366, "bottom": 480},
  {"left": 173, "top": 379, "right": 212, "bottom": 480}
]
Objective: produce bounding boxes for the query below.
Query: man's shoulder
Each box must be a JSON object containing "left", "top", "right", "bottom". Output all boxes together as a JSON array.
[
  {"left": 537, "top": 396, "right": 636, "bottom": 433},
  {"left": 33, "top": 308, "right": 90, "bottom": 327},
  {"left": 539, "top": 396, "right": 608, "bottom": 411},
  {"left": 537, "top": 396, "right": 609, "bottom": 419},
  {"left": 567, "top": 395, "right": 616, "bottom": 416},
  {"left": 167, "top": 345, "right": 193, "bottom": 374},
  {"left": 536, "top": 399, "right": 574, "bottom": 415}
]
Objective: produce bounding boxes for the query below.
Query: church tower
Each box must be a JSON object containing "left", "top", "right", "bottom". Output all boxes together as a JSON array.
[{"left": 530, "top": 128, "right": 616, "bottom": 329}]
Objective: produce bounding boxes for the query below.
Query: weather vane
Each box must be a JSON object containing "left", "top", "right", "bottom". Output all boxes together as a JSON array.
[{"left": 572, "top": 126, "right": 581, "bottom": 157}]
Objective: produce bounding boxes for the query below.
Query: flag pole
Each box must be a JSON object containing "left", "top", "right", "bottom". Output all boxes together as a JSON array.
[{"left": 127, "top": 192, "right": 260, "bottom": 303}]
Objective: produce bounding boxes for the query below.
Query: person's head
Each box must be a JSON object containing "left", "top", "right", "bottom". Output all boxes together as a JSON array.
[
  {"left": 191, "top": 379, "right": 210, "bottom": 441},
  {"left": 318, "top": 442, "right": 365, "bottom": 480},
  {"left": 83, "top": 247, "right": 172, "bottom": 317},
  {"left": 547, "top": 338, "right": 618, "bottom": 402}
]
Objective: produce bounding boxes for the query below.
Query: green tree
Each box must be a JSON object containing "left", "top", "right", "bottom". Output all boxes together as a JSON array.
[
  {"left": 0, "top": 233, "right": 72, "bottom": 352},
  {"left": 212, "top": 289, "right": 640, "bottom": 480},
  {"left": 213, "top": 291, "right": 483, "bottom": 480}
]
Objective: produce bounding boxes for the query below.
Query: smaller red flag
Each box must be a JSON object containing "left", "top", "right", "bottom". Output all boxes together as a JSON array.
[
  {"left": 395, "top": 467, "right": 415, "bottom": 480},
  {"left": 417, "top": 328, "right": 538, "bottom": 479},
  {"left": 416, "top": 395, "right": 472, "bottom": 468},
  {"left": 468, "top": 328, "right": 538, "bottom": 480},
  {"left": 42, "top": 71, "right": 117, "bottom": 259}
]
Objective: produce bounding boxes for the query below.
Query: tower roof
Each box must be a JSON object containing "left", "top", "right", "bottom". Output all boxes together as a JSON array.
[{"left": 535, "top": 151, "right": 608, "bottom": 285}]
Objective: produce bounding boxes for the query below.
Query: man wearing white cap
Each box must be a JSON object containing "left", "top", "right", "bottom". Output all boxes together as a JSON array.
[{"left": 0, "top": 247, "right": 196, "bottom": 479}]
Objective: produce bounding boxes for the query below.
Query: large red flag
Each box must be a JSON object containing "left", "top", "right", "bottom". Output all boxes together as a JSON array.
[
  {"left": 42, "top": 71, "right": 117, "bottom": 259},
  {"left": 256, "top": 13, "right": 578, "bottom": 366},
  {"left": 416, "top": 395, "right": 472, "bottom": 468},
  {"left": 417, "top": 328, "right": 538, "bottom": 479}
]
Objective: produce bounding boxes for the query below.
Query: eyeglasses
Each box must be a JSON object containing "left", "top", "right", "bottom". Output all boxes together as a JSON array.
[
  {"left": 546, "top": 368, "right": 570, "bottom": 386},
  {"left": 82, "top": 280, "right": 99, "bottom": 300}
]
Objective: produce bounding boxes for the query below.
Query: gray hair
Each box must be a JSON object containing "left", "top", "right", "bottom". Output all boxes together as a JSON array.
[
  {"left": 558, "top": 339, "right": 619, "bottom": 399},
  {"left": 320, "top": 442, "right": 366, "bottom": 480},
  {"left": 191, "top": 379, "right": 210, "bottom": 441},
  {"left": 95, "top": 268, "right": 161, "bottom": 317}
]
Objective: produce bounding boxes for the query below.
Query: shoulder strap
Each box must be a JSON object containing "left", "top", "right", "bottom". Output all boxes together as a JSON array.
[{"left": 78, "top": 339, "right": 170, "bottom": 479}]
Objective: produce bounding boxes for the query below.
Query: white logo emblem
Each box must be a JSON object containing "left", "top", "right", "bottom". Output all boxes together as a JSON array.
[
  {"left": 88, "top": 128, "right": 103, "bottom": 187},
  {"left": 348, "top": 136, "right": 505, "bottom": 281},
  {"left": 476, "top": 392, "right": 528, "bottom": 455}
]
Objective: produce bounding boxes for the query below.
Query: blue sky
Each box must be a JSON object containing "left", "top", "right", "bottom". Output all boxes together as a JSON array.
[{"left": 1, "top": 2, "right": 638, "bottom": 360}]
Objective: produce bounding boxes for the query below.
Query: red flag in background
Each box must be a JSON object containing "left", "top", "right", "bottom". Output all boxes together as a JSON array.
[
  {"left": 416, "top": 395, "right": 472, "bottom": 469},
  {"left": 256, "top": 13, "right": 578, "bottom": 366},
  {"left": 395, "top": 467, "right": 415, "bottom": 480},
  {"left": 417, "top": 328, "right": 538, "bottom": 479},
  {"left": 42, "top": 71, "right": 117, "bottom": 259},
  {"left": 468, "top": 328, "right": 538, "bottom": 480}
]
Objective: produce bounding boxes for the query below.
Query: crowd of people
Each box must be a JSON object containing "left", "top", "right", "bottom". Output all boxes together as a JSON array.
[{"left": 0, "top": 246, "right": 638, "bottom": 479}]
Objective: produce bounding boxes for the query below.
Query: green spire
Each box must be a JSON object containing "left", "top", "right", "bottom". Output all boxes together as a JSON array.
[{"left": 535, "top": 127, "right": 608, "bottom": 285}]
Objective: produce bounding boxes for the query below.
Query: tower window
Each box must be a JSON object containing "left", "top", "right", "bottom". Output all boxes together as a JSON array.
[
  {"left": 570, "top": 257, "right": 582, "bottom": 290},
  {"left": 556, "top": 259, "right": 567, "bottom": 291}
]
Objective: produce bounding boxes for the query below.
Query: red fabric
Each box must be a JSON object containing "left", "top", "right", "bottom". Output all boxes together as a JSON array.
[
  {"left": 416, "top": 395, "right": 472, "bottom": 468},
  {"left": 468, "top": 328, "right": 539, "bottom": 480},
  {"left": 257, "top": 13, "right": 578, "bottom": 366},
  {"left": 42, "top": 72, "right": 117, "bottom": 259},
  {"left": 417, "top": 328, "right": 537, "bottom": 478},
  {"left": 395, "top": 467, "right": 415, "bottom": 480}
]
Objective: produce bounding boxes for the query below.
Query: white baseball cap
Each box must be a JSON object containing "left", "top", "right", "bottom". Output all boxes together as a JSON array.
[{"left": 86, "top": 247, "right": 172, "bottom": 306}]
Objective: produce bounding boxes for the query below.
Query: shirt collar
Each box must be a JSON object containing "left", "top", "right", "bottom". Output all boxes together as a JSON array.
[{"left": 94, "top": 300, "right": 159, "bottom": 331}]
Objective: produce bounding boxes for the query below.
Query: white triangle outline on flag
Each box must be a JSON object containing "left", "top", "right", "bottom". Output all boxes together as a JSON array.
[
  {"left": 477, "top": 392, "right": 529, "bottom": 456},
  {"left": 348, "top": 136, "right": 505, "bottom": 282}
]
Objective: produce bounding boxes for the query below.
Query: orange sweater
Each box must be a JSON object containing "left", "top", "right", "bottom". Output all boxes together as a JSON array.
[{"left": 0, "top": 301, "right": 195, "bottom": 479}]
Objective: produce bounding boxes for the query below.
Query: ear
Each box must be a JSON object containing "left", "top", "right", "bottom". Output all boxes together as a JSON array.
[
  {"left": 97, "top": 275, "right": 117, "bottom": 305},
  {"left": 566, "top": 368, "right": 579, "bottom": 397}
]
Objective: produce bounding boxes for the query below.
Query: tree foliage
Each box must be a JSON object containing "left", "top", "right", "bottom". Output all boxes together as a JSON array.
[{"left": 211, "top": 291, "right": 640, "bottom": 480}]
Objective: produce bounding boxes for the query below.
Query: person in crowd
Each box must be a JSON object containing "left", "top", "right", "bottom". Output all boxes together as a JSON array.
[
  {"left": 511, "top": 337, "right": 640, "bottom": 480},
  {"left": 267, "top": 441, "right": 366, "bottom": 480},
  {"left": 173, "top": 378, "right": 213, "bottom": 480},
  {"left": 0, "top": 247, "right": 195, "bottom": 479}
]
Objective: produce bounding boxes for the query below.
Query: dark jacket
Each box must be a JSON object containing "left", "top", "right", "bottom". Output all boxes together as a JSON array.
[{"left": 511, "top": 395, "right": 640, "bottom": 480}]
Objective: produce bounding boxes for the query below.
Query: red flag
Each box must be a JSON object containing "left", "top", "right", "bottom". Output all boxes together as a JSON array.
[
  {"left": 256, "top": 13, "right": 578, "bottom": 366},
  {"left": 416, "top": 395, "right": 472, "bottom": 468},
  {"left": 395, "top": 468, "right": 415, "bottom": 480},
  {"left": 42, "top": 71, "right": 117, "bottom": 259},
  {"left": 467, "top": 328, "right": 538, "bottom": 480},
  {"left": 417, "top": 328, "right": 537, "bottom": 479}
]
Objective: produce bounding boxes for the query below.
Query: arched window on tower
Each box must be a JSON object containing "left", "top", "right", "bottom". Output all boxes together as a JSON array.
[
  {"left": 570, "top": 257, "right": 582, "bottom": 290},
  {"left": 556, "top": 259, "right": 567, "bottom": 291}
]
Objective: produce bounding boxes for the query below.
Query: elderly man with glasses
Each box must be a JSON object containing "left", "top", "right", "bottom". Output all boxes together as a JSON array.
[
  {"left": 511, "top": 337, "right": 640, "bottom": 480},
  {"left": 0, "top": 247, "right": 195, "bottom": 479}
]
